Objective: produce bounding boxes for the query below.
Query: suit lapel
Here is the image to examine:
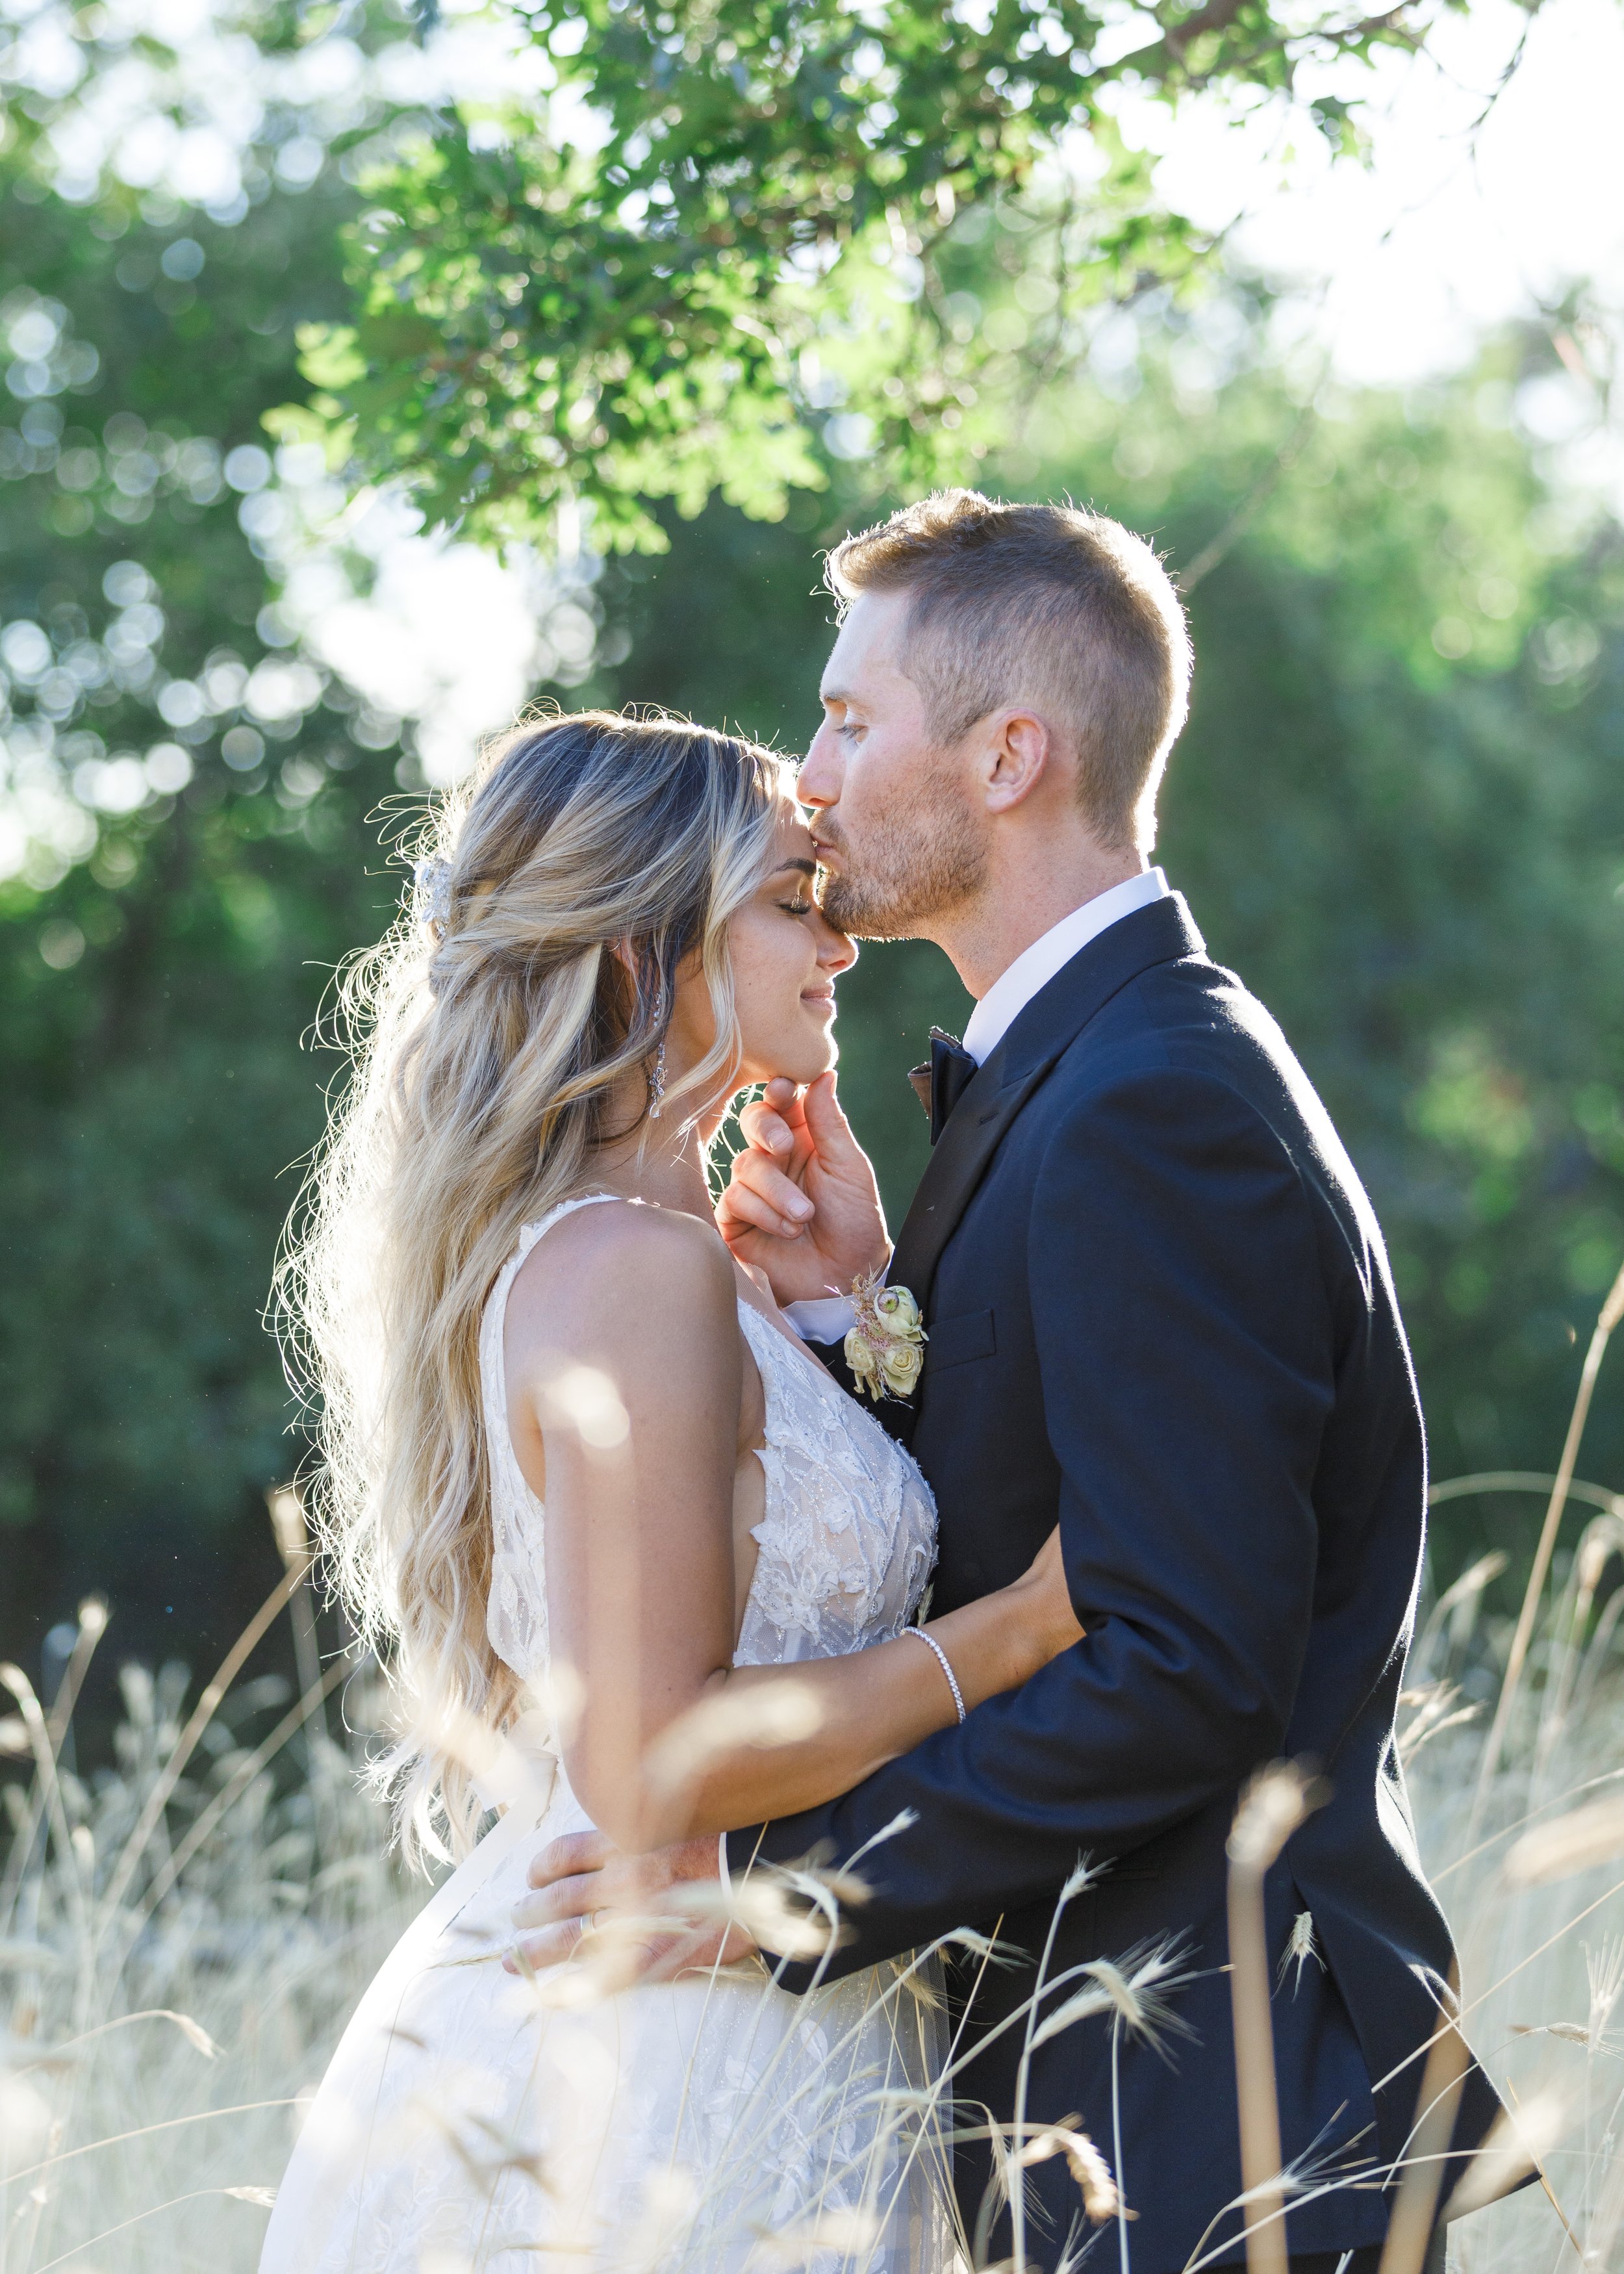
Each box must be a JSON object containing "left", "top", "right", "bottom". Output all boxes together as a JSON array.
[
  {"left": 890, "top": 1058, "right": 1048, "bottom": 1308},
  {"left": 889, "top": 894, "right": 1206, "bottom": 1312}
]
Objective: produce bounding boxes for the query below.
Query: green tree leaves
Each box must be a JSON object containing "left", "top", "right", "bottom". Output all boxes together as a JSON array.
[{"left": 309, "top": 0, "right": 1451, "bottom": 548}]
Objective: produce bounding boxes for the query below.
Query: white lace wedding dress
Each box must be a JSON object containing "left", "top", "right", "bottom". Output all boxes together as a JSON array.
[{"left": 260, "top": 1195, "right": 950, "bottom": 2274}]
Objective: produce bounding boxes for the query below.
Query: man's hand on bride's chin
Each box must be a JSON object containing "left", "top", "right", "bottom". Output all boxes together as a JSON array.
[
  {"left": 506, "top": 1830, "right": 755, "bottom": 1983},
  {"left": 715, "top": 1071, "right": 889, "bottom": 1307}
]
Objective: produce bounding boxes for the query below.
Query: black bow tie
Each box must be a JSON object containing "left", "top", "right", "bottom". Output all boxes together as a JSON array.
[{"left": 907, "top": 1028, "right": 979, "bottom": 1144}]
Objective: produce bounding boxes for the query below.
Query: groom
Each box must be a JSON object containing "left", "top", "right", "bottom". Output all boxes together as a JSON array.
[{"left": 515, "top": 491, "right": 1501, "bottom": 2270}]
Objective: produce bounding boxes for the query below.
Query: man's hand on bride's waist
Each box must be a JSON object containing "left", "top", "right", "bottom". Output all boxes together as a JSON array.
[
  {"left": 507, "top": 1830, "right": 757, "bottom": 1983},
  {"left": 715, "top": 1072, "right": 890, "bottom": 1309}
]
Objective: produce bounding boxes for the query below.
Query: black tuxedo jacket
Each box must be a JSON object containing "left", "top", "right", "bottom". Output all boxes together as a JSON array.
[{"left": 736, "top": 895, "right": 1501, "bottom": 2271}]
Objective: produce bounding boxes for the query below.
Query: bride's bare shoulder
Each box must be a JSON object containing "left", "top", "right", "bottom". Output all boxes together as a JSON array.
[{"left": 506, "top": 1196, "right": 737, "bottom": 1352}]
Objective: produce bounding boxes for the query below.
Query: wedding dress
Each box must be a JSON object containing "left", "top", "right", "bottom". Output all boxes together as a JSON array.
[{"left": 260, "top": 1194, "right": 951, "bottom": 2274}]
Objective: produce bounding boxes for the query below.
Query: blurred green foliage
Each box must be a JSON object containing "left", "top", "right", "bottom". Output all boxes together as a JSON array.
[
  {"left": 3, "top": 1, "right": 1623, "bottom": 1683},
  {"left": 0, "top": 164, "right": 405, "bottom": 1655}
]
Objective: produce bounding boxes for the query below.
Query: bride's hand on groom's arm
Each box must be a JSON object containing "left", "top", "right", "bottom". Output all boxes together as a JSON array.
[
  {"left": 506, "top": 1830, "right": 758, "bottom": 1984},
  {"left": 716, "top": 1071, "right": 890, "bottom": 1308}
]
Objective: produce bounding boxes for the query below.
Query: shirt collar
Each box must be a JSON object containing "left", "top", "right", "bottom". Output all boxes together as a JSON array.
[{"left": 961, "top": 869, "right": 1171, "bottom": 1066}]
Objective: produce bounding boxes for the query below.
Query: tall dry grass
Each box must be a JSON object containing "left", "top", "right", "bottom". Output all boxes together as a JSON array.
[
  {"left": 6, "top": 1265, "right": 1624, "bottom": 2269},
  {"left": 0, "top": 1531, "right": 418, "bottom": 2273}
]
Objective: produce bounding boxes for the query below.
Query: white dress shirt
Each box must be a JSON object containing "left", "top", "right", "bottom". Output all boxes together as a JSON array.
[
  {"left": 782, "top": 868, "right": 1170, "bottom": 1343},
  {"left": 960, "top": 867, "right": 1168, "bottom": 1064}
]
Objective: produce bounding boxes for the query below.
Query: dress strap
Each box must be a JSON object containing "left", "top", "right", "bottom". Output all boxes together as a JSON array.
[
  {"left": 482, "top": 1192, "right": 624, "bottom": 1453},
  {"left": 511, "top": 1189, "right": 622, "bottom": 1266},
  {"left": 481, "top": 1191, "right": 623, "bottom": 1689}
]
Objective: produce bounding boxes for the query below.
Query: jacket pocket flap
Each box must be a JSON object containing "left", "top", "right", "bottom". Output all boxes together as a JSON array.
[{"left": 925, "top": 1306, "right": 996, "bottom": 1372}]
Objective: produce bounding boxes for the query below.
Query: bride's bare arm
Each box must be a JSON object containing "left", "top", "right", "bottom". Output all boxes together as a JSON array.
[{"left": 510, "top": 1206, "right": 1080, "bottom": 1854}]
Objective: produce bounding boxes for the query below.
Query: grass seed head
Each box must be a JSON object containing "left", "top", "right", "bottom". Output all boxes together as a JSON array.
[
  {"left": 1434, "top": 1550, "right": 1508, "bottom": 1618},
  {"left": 1017, "top": 2124, "right": 1130, "bottom": 2224},
  {"left": 1031, "top": 1936, "right": 1198, "bottom": 2056},
  {"left": 1227, "top": 1759, "right": 1329, "bottom": 1872},
  {"left": 1587, "top": 1936, "right": 1624, "bottom": 2043},
  {"left": 1276, "top": 1908, "right": 1323, "bottom": 1995},
  {"left": 1059, "top": 1856, "right": 1103, "bottom": 1904},
  {"left": 1505, "top": 1793, "right": 1624, "bottom": 1887}
]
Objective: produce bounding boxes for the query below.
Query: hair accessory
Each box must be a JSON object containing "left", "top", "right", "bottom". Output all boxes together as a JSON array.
[
  {"left": 647, "top": 1039, "right": 666, "bottom": 1119},
  {"left": 413, "top": 856, "right": 453, "bottom": 932},
  {"left": 906, "top": 1627, "right": 966, "bottom": 1723},
  {"left": 844, "top": 1270, "right": 927, "bottom": 1403}
]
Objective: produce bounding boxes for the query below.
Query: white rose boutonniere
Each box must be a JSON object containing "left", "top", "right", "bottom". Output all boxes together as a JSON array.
[{"left": 845, "top": 1270, "right": 928, "bottom": 1404}]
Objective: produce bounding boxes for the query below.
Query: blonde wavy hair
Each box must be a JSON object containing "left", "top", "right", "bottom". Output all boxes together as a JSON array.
[{"left": 279, "top": 710, "right": 793, "bottom": 1861}]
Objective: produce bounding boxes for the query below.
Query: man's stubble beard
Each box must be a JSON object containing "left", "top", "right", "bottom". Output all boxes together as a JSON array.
[{"left": 817, "top": 792, "right": 988, "bottom": 942}]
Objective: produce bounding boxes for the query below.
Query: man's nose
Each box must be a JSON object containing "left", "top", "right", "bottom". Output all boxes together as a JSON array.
[{"left": 797, "top": 721, "right": 842, "bottom": 809}]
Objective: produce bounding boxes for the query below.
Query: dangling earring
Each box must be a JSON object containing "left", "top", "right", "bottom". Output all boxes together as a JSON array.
[{"left": 647, "top": 1040, "right": 666, "bottom": 1120}]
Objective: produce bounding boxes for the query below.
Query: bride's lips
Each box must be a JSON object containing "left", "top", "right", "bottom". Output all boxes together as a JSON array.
[{"left": 802, "top": 985, "right": 836, "bottom": 1019}]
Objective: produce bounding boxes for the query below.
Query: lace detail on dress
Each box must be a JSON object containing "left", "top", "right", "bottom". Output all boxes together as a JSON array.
[
  {"left": 735, "top": 1305, "right": 935, "bottom": 1666},
  {"left": 481, "top": 1201, "right": 937, "bottom": 1695}
]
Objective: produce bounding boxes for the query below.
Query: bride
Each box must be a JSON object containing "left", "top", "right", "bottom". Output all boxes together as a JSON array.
[{"left": 262, "top": 710, "right": 1080, "bottom": 2274}]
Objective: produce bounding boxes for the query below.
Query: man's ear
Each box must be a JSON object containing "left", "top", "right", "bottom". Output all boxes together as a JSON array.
[{"left": 982, "top": 709, "right": 1051, "bottom": 814}]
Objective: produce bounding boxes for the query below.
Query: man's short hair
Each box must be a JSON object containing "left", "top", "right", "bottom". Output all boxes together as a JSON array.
[{"left": 826, "top": 489, "right": 1193, "bottom": 852}]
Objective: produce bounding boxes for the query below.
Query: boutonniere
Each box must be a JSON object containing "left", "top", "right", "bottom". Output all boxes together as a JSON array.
[{"left": 845, "top": 1270, "right": 928, "bottom": 1403}]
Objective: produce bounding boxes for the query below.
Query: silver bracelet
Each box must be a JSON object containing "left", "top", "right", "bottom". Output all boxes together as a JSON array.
[{"left": 906, "top": 1626, "right": 966, "bottom": 1723}]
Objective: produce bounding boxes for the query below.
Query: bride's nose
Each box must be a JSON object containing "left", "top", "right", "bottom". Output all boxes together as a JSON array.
[{"left": 810, "top": 908, "right": 857, "bottom": 977}]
